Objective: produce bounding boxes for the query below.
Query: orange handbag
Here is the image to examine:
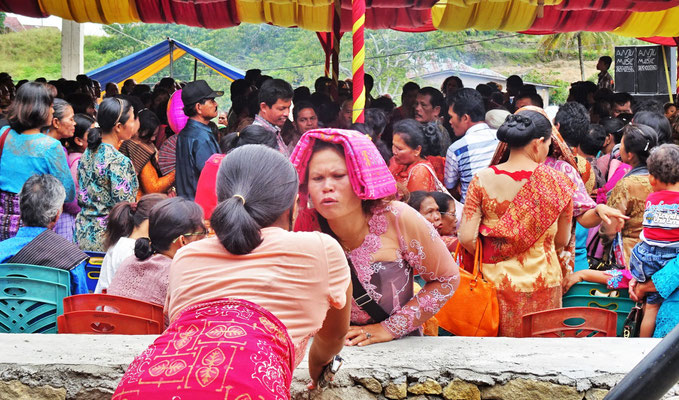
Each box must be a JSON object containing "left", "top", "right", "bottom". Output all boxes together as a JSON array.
[{"left": 435, "top": 240, "right": 499, "bottom": 336}]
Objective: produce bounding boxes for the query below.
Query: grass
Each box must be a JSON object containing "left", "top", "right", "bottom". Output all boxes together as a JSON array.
[{"left": 0, "top": 28, "right": 112, "bottom": 80}]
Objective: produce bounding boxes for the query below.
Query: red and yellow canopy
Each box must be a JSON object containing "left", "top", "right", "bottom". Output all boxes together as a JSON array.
[{"left": 2, "top": 0, "right": 679, "bottom": 38}]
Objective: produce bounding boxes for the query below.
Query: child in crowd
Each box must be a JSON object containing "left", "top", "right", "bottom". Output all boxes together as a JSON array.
[
  {"left": 564, "top": 144, "right": 679, "bottom": 337},
  {"left": 629, "top": 143, "right": 679, "bottom": 336}
]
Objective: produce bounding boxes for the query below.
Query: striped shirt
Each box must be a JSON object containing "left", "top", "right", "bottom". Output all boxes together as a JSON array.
[{"left": 444, "top": 123, "right": 498, "bottom": 202}]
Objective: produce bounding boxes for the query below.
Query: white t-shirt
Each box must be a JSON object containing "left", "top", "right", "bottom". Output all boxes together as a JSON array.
[{"left": 94, "top": 237, "right": 136, "bottom": 293}]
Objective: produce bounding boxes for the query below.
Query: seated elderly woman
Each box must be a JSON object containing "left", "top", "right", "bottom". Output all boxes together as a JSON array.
[
  {"left": 0, "top": 174, "right": 88, "bottom": 294},
  {"left": 292, "top": 128, "right": 460, "bottom": 345},
  {"left": 114, "top": 145, "right": 351, "bottom": 398},
  {"left": 407, "top": 191, "right": 442, "bottom": 231}
]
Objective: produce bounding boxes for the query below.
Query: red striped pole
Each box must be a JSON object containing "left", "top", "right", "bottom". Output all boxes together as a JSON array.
[{"left": 351, "top": 0, "right": 365, "bottom": 123}]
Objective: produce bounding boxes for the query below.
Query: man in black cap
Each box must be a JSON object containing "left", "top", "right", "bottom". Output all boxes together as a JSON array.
[{"left": 175, "top": 80, "right": 223, "bottom": 200}]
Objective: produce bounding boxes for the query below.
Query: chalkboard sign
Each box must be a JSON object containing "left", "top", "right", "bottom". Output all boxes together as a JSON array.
[
  {"left": 614, "top": 45, "right": 671, "bottom": 94},
  {"left": 637, "top": 47, "right": 660, "bottom": 93},
  {"left": 615, "top": 46, "right": 636, "bottom": 93}
]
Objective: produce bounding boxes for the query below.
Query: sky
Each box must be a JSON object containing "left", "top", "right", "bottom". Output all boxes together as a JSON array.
[{"left": 8, "top": 14, "right": 106, "bottom": 36}]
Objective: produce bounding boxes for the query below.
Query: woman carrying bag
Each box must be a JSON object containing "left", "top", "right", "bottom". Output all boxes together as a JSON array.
[{"left": 458, "top": 110, "right": 576, "bottom": 337}]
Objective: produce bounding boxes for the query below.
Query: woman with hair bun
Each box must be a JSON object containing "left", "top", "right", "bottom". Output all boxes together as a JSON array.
[
  {"left": 107, "top": 197, "right": 205, "bottom": 306},
  {"left": 74, "top": 97, "right": 139, "bottom": 251},
  {"left": 53, "top": 113, "right": 96, "bottom": 241},
  {"left": 459, "top": 110, "right": 577, "bottom": 337},
  {"left": 389, "top": 118, "right": 444, "bottom": 194},
  {"left": 94, "top": 193, "right": 166, "bottom": 293},
  {"left": 600, "top": 123, "right": 658, "bottom": 262},
  {"left": 114, "top": 145, "right": 351, "bottom": 398}
]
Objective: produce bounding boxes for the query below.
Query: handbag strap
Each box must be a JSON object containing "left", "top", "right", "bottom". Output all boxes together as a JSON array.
[
  {"left": 453, "top": 239, "right": 483, "bottom": 279},
  {"left": 347, "top": 257, "right": 390, "bottom": 323}
]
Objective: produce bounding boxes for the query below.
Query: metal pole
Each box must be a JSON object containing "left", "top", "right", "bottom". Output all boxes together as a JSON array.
[
  {"left": 194, "top": 58, "right": 198, "bottom": 81},
  {"left": 169, "top": 39, "right": 174, "bottom": 79},
  {"left": 604, "top": 324, "right": 679, "bottom": 400}
]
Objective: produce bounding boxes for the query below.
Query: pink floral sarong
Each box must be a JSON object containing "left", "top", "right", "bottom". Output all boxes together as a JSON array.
[{"left": 113, "top": 298, "right": 294, "bottom": 400}]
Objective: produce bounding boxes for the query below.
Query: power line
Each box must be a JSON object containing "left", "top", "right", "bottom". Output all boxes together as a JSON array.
[
  {"left": 102, "top": 24, "right": 152, "bottom": 47},
  {"left": 262, "top": 33, "right": 522, "bottom": 72}
]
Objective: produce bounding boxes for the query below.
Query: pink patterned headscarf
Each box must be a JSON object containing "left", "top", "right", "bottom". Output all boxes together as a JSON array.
[{"left": 290, "top": 128, "right": 397, "bottom": 200}]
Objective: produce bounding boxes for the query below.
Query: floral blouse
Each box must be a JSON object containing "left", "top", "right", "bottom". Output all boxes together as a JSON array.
[
  {"left": 389, "top": 158, "right": 438, "bottom": 194},
  {"left": 74, "top": 143, "right": 138, "bottom": 251},
  {"left": 347, "top": 201, "right": 459, "bottom": 338}
]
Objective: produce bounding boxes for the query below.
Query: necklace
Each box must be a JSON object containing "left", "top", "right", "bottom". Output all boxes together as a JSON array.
[{"left": 336, "top": 214, "right": 371, "bottom": 252}]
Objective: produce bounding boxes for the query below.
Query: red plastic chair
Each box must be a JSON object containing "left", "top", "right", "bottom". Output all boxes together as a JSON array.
[
  {"left": 521, "top": 307, "right": 618, "bottom": 338},
  {"left": 57, "top": 311, "right": 162, "bottom": 334},
  {"left": 62, "top": 293, "right": 164, "bottom": 329}
]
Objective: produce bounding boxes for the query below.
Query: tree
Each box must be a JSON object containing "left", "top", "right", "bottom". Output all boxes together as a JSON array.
[
  {"left": 0, "top": 12, "right": 5, "bottom": 33},
  {"left": 538, "top": 32, "right": 614, "bottom": 81}
]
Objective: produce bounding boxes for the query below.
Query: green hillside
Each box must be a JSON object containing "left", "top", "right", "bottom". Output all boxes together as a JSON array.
[{"left": 0, "top": 24, "right": 647, "bottom": 105}]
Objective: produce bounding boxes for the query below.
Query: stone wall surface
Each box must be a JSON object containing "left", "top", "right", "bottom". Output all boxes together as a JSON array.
[{"left": 0, "top": 334, "right": 677, "bottom": 400}]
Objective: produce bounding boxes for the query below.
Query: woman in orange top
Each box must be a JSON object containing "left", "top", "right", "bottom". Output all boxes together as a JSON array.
[
  {"left": 389, "top": 119, "right": 443, "bottom": 194},
  {"left": 119, "top": 109, "right": 175, "bottom": 198},
  {"left": 114, "top": 145, "right": 351, "bottom": 399}
]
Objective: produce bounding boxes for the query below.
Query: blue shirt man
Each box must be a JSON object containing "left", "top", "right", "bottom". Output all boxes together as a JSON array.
[
  {"left": 175, "top": 80, "right": 223, "bottom": 200},
  {"left": 0, "top": 226, "right": 88, "bottom": 295}
]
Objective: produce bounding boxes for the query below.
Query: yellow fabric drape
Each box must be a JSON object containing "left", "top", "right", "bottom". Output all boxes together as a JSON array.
[
  {"left": 39, "top": 0, "right": 140, "bottom": 24},
  {"left": 432, "top": 0, "right": 561, "bottom": 32},
  {"left": 613, "top": 7, "right": 679, "bottom": 37},
  {"left": 237, "top": 0, "right": 333, "bottom": 31},
  {"left": 117, "top": 48, "right": 186, "bottom": 88}
]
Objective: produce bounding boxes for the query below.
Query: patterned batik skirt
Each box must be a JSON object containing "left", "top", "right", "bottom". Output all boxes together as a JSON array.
[
  {"left": 113, "top": 298, "right": 295, "bottom": 400},
  {"left": 0, "top": 190, "right": 21, "bottom": 240}
]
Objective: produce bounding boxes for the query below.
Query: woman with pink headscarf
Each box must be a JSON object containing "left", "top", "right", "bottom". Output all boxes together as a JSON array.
[{"left": 292, "top": 128, "right": 460, "bottom": 345}]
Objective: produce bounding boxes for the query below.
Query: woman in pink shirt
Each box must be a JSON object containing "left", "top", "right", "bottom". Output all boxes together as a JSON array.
[
  {"left": 106, "top": 197, "right": 206, "bottom": 306},
  {"left": 114, "top": 145, "right": 351, "bottom": 399}
]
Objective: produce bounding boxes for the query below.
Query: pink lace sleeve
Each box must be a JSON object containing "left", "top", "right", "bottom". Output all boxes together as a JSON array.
[
  {"left": 545, "top": 158, "right": 596, "bottom": 217},
  {"left": 380, "top": 203, "right": 460, "bottom": 338}
]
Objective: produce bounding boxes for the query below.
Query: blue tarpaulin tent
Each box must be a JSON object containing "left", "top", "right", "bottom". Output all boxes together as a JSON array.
[{"left": 87, "top": 38, "right": 245, "bottom": 89}]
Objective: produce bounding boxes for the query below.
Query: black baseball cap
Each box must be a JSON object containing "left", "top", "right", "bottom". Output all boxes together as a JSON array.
[{"left": 181, "top": 80, "right": 224, "bottom": 106}]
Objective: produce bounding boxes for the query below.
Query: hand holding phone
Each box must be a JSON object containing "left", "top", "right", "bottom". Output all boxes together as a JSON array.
[{"left": 316, "top": 355, "right": 343, "bottom": 389}]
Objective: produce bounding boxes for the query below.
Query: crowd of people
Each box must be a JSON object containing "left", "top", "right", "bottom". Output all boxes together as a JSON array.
[{"left": 0, "top": 59, "right": 678, "bottom": 397}]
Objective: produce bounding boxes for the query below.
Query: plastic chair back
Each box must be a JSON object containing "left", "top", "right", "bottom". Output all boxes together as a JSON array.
[
  {"left": 57, "top": 311, "right": 162, "bottom": 334},
  {"left": 84, "top": 251, "right": 105, "bottom": 293},
  {"left": 563, "top": 282, "right": 634, "bottom": 336},
  {"left": 62, "top": 293, "right": 164, "bottom": 328},
  {"left": 521, "top": 307, "right": 618, "bottom": 338},
  {"left": 0, "top": 263, "right": 71, "bottom": 292},
  {"left": 0, "top": 277, "right": 69, "bottom": 333}
]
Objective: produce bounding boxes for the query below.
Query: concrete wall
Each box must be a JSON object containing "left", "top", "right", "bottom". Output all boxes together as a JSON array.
[{"left": 0, "top": 334, "right": 677, "bottom": 400}]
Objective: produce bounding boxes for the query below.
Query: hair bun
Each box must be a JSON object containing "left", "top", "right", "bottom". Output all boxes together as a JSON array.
[
  {"left": 504, "top": 114, "right": 533, "bottom": 131},
  {"left": 423, "top": 122, "right": 438, "bottom": 137},
  {"left": 497, "top": 110, "right": 551, "bottom": 148}
]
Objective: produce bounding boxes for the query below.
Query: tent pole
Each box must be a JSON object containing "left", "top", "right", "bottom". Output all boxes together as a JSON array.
[
  {"left": 194, "top": 58, "right": 198, "bottom": 81},
  {"left": 169, "top": 39, "right": 175, "bottom": 79},
  {"left": 332, "top": 0, "right": 341, "bottom": 85},
  {"left": 325, "top": 33, "right": 331, "bottom": 77},
  {"left": 351, "top": 0, "right": 365, "bottom": 123},
  {"left": 662, "top": 46, "right": 673, "bottom": 103}
]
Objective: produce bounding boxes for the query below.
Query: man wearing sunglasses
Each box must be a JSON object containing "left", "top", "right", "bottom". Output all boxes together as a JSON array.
[{"left": 176, "top": 80, "right": 223, "bottom": 200}]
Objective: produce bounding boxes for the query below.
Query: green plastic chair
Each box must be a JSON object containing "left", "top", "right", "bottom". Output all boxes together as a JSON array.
[
  {"left": 0, "top": 263, "right": 71, "bottom": 293},
  {"left": 0, "top": 276, "right": 69, "bottom": 333},
  {"left": 563, "top": 282, "right": 634, "bottom": 336}
]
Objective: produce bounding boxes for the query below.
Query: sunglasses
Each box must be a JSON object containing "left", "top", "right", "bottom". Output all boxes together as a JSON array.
[{"left": 172, "top": 229, "right": 209, "bottom": 243}]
